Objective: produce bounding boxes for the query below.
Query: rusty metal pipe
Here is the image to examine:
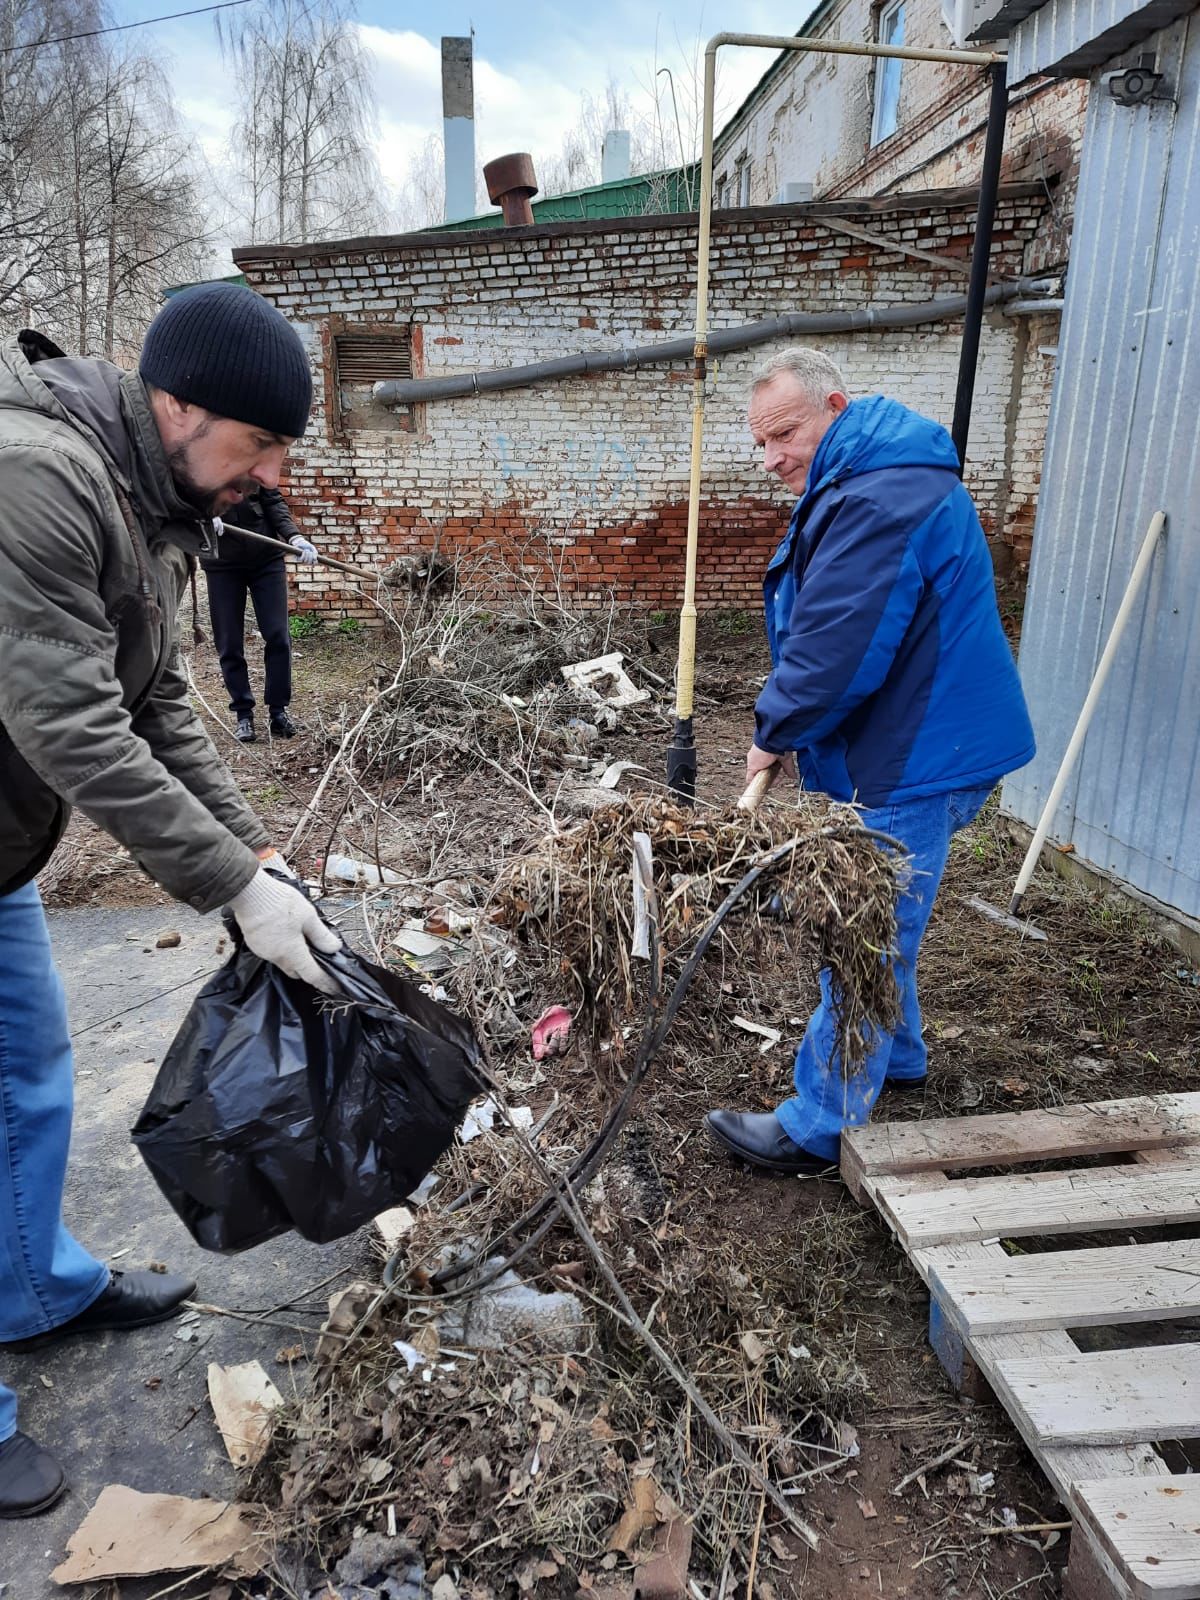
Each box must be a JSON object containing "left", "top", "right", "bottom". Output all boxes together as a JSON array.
[{"left": 484, "top": 152, "right": 538, "bottom": 227}]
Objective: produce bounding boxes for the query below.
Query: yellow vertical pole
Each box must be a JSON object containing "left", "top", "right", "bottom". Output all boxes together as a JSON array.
[{"left": 665, "top": 42, "right": 718, "bottom": 801}]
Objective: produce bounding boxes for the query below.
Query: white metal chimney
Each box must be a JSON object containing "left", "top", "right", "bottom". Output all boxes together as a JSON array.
[
  {"left": 601, "top": 129, "right": 632, "bottom": 184},
  {"left": 441, "top": 36, "right": 475, "bottom": 223}
]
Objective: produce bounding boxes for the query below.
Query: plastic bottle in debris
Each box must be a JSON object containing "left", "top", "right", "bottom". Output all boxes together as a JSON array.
[{"left": 320, "top": 853, "right": 404, "bottom": 887}]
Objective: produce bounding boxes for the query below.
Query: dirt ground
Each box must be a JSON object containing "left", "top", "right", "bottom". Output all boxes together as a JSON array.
[{"left": 40, "top": 606, "right": 1200, "bottom": 1600}]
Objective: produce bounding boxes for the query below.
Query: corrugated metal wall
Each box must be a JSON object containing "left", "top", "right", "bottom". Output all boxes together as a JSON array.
[{"left": 1003, "top": 11, "right": 1200, "bottom": 917}]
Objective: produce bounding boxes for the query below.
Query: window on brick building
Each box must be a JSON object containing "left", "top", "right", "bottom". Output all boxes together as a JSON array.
[
  {"left": 736, "top": 156, "right": 752, "bottom": 207},
  {"left": 333, "top": 326, "right": 415, "bottom": 433},
  {"left": 715, "top": 172, "right": 729, "bottom": 209},
  {"left": 871, "top": 0, "right": 905, "bottom": 146}
]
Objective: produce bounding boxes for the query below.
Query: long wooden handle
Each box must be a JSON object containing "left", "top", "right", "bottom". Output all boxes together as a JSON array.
[
  {"left": 219, "top": 521, "right": 378, "bottom": 580},
  {"left": 1009, "top": 509, "right": 1167, "bottom": 916},
  {"left": 737, "top": 768, "right": 775, "bottom": 813}
]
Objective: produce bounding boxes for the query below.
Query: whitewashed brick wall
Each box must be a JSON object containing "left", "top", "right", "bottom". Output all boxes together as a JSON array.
[{"left": 238, "top": 195, "right": 1045, "bottom": 614}]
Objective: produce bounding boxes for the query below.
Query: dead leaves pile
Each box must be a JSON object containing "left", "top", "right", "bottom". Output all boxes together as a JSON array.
[{"left": 266, "top": 1343, "right": 698, "bottom": 1597}]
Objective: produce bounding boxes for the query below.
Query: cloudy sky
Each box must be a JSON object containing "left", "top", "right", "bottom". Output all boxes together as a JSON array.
[{"left": 127, "top": 0, "right": 806, "bottom": 245}]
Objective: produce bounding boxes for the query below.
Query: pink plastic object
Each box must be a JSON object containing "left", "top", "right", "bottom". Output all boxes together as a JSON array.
[{"left": 532, "top": 1005, "right": 573, "bottom": 1061}]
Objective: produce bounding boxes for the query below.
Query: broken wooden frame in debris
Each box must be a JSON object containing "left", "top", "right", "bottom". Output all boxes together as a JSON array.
[{"left": 843, "top": 1091, "right": 1200, "bottom": 1600}]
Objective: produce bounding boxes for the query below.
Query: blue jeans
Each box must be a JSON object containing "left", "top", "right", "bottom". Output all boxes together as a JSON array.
[
  {"left": 776, "top": 787, "right": 992, "bottom": 1163},
  {"left": 0, "top": 882, "right": 108, "bottom": 1444}
]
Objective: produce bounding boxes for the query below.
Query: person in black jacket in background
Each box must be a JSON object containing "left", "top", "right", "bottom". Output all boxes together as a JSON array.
[{"left": 200, "top": 486, "right": 317, "bottom": 741}]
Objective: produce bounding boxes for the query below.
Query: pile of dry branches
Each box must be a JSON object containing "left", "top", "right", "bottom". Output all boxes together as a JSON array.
[
  {"left": 246, "top": 550, "right": 918, "bottom": 1598},
  {"left": 311, "top": 542, "right": 665, "bottom": 796},
  {"left": 490, "top": 792, "right": 905, "bottom": 1074},
  {"left": 258, "top": 1079, "right": 884, "bottom": 1595}
]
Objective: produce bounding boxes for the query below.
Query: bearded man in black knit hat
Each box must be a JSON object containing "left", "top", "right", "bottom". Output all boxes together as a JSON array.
[{"left": 0, "top": 283, "right": 342, "bottom": 1517}]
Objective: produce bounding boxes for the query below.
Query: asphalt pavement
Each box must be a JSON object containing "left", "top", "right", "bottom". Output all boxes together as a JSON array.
[{"left": 0, "top": 901, "right": 370, "bottom": 1599}]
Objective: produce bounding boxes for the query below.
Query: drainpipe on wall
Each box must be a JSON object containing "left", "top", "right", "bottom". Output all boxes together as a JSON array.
[{"left": 950, "top": 61, "right": 1009, "bottom": 467}]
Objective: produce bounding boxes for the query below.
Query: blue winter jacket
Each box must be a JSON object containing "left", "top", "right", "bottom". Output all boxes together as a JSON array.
[{"left": 754, "top": 394, "right": 1035, "bottom": 807}]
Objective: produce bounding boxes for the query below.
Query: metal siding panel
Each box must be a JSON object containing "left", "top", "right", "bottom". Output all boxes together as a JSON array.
[
  {"left": 1004, "top": 66, "right": 1170, "bottom": 823},
  {"left": 1004, "top": 15, "right": 1200, "bottom": 916},
  {"left": 1010, "top": 0, "right": 1198, "bottom": 77},
  {"left": 1071, "top": 17, "right": 1200, "bottom": 907}
]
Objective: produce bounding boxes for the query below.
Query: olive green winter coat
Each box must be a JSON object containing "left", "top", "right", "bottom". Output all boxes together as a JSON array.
[{"left": 0, "top": 331, "right": 267, "bottom": 909}]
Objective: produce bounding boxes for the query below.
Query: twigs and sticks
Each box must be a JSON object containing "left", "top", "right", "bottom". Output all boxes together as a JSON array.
[{"left": 892, "top": 1436, "right": 972, "bottom": 1495}]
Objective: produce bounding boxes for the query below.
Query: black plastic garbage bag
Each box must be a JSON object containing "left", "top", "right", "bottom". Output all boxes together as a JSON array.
[{"left": 131, "top": 915, "right": 482, "bottom": 1252}]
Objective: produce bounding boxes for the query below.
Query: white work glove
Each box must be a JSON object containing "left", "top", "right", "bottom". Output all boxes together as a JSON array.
[
  {"left": 255, "top": 846, "right": 297, "bottom": 879},
  {"left": 228, "top": 869, "right": 343, "bottom": 993},
  {"left": 289, "top": 534, "right": 318, "bottom": 565}
]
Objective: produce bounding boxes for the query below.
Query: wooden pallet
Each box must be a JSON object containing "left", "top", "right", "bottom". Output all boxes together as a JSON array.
[{"left": 842, "top": 1092, "right": 1200, "bottom": 1600}]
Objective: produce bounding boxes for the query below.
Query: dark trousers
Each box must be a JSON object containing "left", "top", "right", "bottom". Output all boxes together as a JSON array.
[{"left": 205, "top": 560, "right": 292, "bottom": 716}]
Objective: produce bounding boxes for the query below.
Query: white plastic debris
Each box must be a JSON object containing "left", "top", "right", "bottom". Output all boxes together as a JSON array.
[
  {"left": 393, "top": 922, "right": 466, "bottom": 974},
  {"left": 461, "top": 1097, "right": 499, "bottom": 1143},
  {"left": 393, "top": 1340, "right": 428, "bottom": 1372},
  {"left": 631, "top": 831, "right": 654, "bottom": 962},
  {"left": 561, "top": 652, "right": 649, "bottom": 709},
  {"left": 321, "top": 853, "right": 404, "bottom": 887},
  {"left": 732, "top": 1016, "right": 783, "bottom": 1052},
  {"left": 596, "top": 759, "right": 646, "bottom": 789},
  {"left": 407, "top": 1173, "right": 441, "bottom": 1205}
]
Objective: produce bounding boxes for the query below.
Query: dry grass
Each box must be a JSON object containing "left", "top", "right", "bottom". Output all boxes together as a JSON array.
[{"left": 489, "top": 792, "right": 904, "bottom": 1073}]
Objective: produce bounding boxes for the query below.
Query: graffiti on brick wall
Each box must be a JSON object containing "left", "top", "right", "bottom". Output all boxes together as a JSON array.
[{"left": 493, "top": 432, "right": 650, "bottom": 508}]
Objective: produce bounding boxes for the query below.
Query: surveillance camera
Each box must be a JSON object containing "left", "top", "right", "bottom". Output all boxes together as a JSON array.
[{"left": 1102, "top": 56, "right": 1167, "bottom": 105}]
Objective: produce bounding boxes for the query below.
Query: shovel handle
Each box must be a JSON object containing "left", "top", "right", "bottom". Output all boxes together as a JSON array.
[{"left": 737, "top": 768, "right": 775, "bottom": 814}]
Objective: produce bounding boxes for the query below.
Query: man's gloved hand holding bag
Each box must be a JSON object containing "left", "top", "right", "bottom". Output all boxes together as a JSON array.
[{"left": 131, "top": 878, "right": 482, "bottom": 1252}]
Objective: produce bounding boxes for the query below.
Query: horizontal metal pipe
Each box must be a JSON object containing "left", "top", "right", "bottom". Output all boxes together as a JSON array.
[
  {"left": 706, "top": 29, "right": 1005, "bottom": 69},
  {"left": 1003, "top": 298, "right": 1064, "bottom": 314},
  {"left": 375, "top": 280, "right": 1051, "bottom": 406}
]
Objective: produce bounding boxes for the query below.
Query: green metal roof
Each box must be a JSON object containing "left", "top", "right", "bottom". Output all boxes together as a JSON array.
[
  {"left": 162, "top": 272, "right": 247, "bottom": 299},
  {"left": 433, "top": 164, "right": 700, "bottom": 231}
]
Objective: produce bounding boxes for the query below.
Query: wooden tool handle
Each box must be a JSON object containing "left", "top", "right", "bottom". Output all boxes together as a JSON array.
[
  {"left": 737, "top": 767, "right": 775, "bottom": 814},
  {"left": 219, "top": 521, "right": 375, "bottom": 579}
]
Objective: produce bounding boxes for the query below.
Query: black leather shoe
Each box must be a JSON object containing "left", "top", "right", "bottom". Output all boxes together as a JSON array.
[
  {"left": 235, "top": 714, "right": 256, "bottom": 742},
  {"left": 884, "top": 1074, "right": 927, "bottom": 1092},
  {"left": 705, "top": 1109, "right": 837, "bottom": 1176},
  {"left": 269, "top": 710, "right": 297, "bottom": 738},
  {"left": 0, "top": 1432, "right": 67, "bottom": 1519},
  {"left": 0, "top": 1270, "right": 196, "bottom": 1352}
]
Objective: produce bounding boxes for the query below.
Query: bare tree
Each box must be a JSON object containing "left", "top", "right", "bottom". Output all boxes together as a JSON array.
[
  {"left": 394, "top": 132, "right": 446, "bottom": 234},
  {"left": 218, "top": 0, "right": 389, "bottom": 244},
  {"left": 92, "top": 51, "right": 212, "bottom": 358},
  {"left": 0, "top": 0, "right": 215, "bottom": 360},
  {"left": 537, "top": 80, "right": 646, "bottom": 198},
  {"left": 0, "top": 0, "right": 97, "bottom": 324}
]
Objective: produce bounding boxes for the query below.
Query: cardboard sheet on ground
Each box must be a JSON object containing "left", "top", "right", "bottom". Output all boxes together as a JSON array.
[
  {"left": 207, "top": 1359, "right": 284, "bottom": 1467},
  {"left": 603, "top": 1475, "right": 693, "bottom": 1600},
  {"left": 52, "top": 1484, "right": 266, "bottom": 1583}
]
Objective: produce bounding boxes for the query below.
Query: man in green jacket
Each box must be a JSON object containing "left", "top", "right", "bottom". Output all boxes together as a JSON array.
[{"left": 0, "top": 283, "right": 341, "bottom": 1517}]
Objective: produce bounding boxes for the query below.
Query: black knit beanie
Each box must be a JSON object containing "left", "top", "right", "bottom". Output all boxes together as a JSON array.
[{"left": 140, "top": 283, "right": 312, "bottom": 439}]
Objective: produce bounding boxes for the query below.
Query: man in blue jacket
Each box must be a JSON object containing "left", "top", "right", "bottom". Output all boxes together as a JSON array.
[{"left": 706, "top": 348, "right": 1035, "bottom": 1175}]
